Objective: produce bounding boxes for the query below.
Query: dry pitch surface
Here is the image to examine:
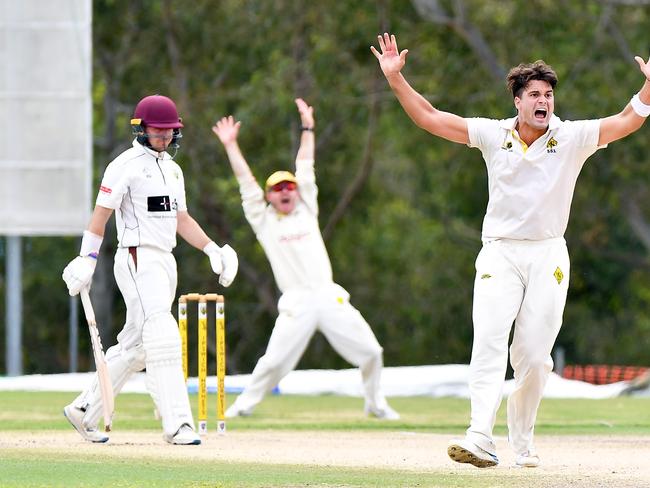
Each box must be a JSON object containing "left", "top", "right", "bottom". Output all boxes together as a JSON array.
[{"left": 3, "top": 430, "right": 650, "bottom": 487}]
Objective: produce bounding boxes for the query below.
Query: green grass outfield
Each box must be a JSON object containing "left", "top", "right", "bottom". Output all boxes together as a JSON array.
[{"left": 2, "top": 392, "right": 650, "bottom": 487}]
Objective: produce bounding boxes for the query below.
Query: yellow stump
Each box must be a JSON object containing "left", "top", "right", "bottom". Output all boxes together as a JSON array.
[
  {"left": 177, "top": 293, "right": 226, "bottom": 437},
  {"left": 198, "top": 296, "right": 208, "bottom": 435},
  {"left": 216, "top": 296, "right": 226, "bottom": 435},
  {"left": 178, "top": 297, "right": 188, "bottom": 381}
]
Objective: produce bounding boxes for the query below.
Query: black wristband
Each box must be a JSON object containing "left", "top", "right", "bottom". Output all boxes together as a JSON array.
[{"left": 301, "top": 126, "right": 314, "bottom": 131}]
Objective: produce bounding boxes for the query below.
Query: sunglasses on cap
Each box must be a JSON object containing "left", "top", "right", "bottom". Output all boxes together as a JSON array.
[{"left": 268, "top": 181, "right": 297, "bottom": 192}]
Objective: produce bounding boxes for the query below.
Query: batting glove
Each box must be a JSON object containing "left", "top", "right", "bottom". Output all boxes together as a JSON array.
[
  {"left": 203, "top": 242, "right": 239, "bottom": 287},
  {"left": 62, "top": 255, "right": 97, "bottom": 296}
]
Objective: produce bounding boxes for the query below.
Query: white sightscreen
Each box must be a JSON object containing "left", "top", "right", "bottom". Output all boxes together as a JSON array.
[{"left": 0, "top": 0, "right": 92, "bottom": 235}]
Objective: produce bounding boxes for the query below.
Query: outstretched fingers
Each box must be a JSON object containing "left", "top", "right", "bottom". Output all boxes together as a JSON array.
[
  {"left": 635, "top": 55, "right": 650, "bottom": 79},
  {"left": 295, "top": 97, "right": 310, "bottom": 112},
  {"left": 371, "top": 32, "right": 403, "bottom": 58},
  {"left": 295, "top": 98, "right": 314, "bottom": 127},
  {"left": 377, "top": 33, "right": 387, "bottom": 53},
  {"left": 212, "top": 116, "right": 240, "bottom": 142}
]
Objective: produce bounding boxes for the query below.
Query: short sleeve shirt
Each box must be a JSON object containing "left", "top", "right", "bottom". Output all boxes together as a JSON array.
[
  {"left": 466, "top": 115, "right": 604, "bottom": 240},
  {"left": 95, "top": 140, "right": 187, "bottom": 252}
]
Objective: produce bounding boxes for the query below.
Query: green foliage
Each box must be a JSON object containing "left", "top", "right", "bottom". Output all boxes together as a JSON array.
[{"left": 2, "top": 0, "right": 650, "bottom": 374}]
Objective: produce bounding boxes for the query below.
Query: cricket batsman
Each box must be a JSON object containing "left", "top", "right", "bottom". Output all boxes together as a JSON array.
[{"left": 62, "top": 94, "right": 239, "bottom": 444}]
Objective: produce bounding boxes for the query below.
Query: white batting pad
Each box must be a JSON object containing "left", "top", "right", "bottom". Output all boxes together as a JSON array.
[{"left": 143, "top": 312, "right": 194, "bottom": 436}]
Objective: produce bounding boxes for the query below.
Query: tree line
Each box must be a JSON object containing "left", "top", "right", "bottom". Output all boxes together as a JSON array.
[{"left": 2, "top": 0, "right": 650, "bottom": 375}]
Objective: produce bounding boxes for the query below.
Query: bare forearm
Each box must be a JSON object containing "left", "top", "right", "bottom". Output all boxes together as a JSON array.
[
  {"left": 177, "top": 212, "right": 211, "bottom": 250},
  {"left": 296, "top": 130, "right": 314, "bottom": 161},
  {"left": 386, "top": 73, "right": 437, "bottom": 126},
  {"left": 599, "top": 79, "right": 650, "bottom": 145},
  {"left": 386, "top": 73, "right": 469, "bottom": 144},
  {"left": 87, "top": 206, "right": 113, "bottom": 236},
  {"left": 223, "top": 141, "right": 254, "bottom": 181}
]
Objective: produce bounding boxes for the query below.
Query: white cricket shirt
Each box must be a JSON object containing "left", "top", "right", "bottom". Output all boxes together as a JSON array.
[
  {"left": 467, "top": 115, "right": 605, "bottom": 240},
  {"left": 95, "top": 139, "right": 187, "bottom": 252},
  {"left": 238, "top": 158, "right": 333, "bottom": 293}
]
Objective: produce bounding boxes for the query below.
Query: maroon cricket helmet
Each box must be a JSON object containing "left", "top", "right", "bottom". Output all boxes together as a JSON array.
[{"left": 132, "top": 95, "right": 183, "bottom": 129}]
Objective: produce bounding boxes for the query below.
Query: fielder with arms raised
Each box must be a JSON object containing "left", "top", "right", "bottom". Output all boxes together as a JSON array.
[
  {"left": 212, "top": 98, "right": 399, "bottom": 420},
  {"left": 62, "top": 95, "right": 238, "bottom": 445},
  {"left": 372, "top": 33, "right": 650, "bottom": 468}
]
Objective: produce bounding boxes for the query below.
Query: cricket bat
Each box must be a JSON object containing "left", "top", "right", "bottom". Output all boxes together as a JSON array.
[{"left": 80, "top": 288, "right": 114, "bottom": 431}]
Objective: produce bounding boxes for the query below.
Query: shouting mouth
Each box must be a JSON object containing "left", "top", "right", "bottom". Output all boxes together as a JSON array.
[{"left": 534, "top": 108, "right": 548, "bottom": 121}]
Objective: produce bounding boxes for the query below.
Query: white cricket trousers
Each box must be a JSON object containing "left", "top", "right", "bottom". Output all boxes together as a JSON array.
[
  {"left": 74, "top": 246, "right": 194, "bottom": 437},
  {"left": 466, "top": 237, "right": 570, "bottom": 456},
  {"left": 231, "top": 283, "right": 390, "bottom": 412}
]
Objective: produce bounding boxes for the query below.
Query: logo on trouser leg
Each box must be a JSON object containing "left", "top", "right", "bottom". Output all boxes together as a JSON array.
[{"left": 554, "top": 266, "right": 564, "bottom": 284}]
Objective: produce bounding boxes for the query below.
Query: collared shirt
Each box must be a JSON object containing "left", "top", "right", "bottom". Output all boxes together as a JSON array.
[
  {"left": 238, "top": 158, "right": 334, "bottom": 293},
  {"left": 95, "top": 139, "right": 187, "bottom": 252},
  {"left": 467, "top": 114, "right": 605, "bottom": 240}
]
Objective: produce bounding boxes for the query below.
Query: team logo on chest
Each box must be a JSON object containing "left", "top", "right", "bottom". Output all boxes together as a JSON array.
[
  {"left": 546, "top": 137, "right": 558, "bottom": 153},
  {"left": 148, "top": 195, "right": 172, "bottom": 212}
]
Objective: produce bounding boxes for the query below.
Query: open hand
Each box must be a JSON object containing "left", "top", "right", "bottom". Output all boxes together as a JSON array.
[
  {"left": 212, "top": 116, "right": 241, "bottom": 145},
  {"left": 295, "top": 98, "right": 314, "bottom": 129},
  {"left": 635, "top": 55, "right": 650, "bottom": 82},
  {"left": 370, "top": 33, "right": 408, "bottom": 78}
]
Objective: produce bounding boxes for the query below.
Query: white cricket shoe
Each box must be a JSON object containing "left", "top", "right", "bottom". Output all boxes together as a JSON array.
[
  {"left": 63, "top": 404, "right": 109, "bottom": 443},
  {"left": 364, "top": 403, "right": 401, "bottom": 420},
  {"left": 447, "top": 438, "right": 499, "bottom": 468},
  {"left": 225, "top": 403, "right": 254, "bottom": 418},
  {"left": 515, "top": 450, "right": 540, "bottom": 468},
  {"left": 164, "top": 424, "right": 201, "bottom": 445}
]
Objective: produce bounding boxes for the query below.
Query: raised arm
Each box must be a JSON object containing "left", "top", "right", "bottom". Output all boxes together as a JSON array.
[
  {"left": 212, "top": 116, "right": 254, "bottom": 181},
  {"left": 212, "top": 115, "right": 267, "bottom": 230},
  {"left": 371, "top": 33, "right": 469, "bottom": 145},
  {"left": 293, "top": 98, "right": 318, "bottom": 214},
  {"left": 599, "top": 56, "right": 650, "bottom": 146},
  {"left": 295, "top": 97, "right": 315, "bottom": 162}
]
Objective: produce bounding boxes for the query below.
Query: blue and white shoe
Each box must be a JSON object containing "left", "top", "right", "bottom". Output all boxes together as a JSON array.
[{"left": 164, "top": 424, "right": 201, "bottom": 445}]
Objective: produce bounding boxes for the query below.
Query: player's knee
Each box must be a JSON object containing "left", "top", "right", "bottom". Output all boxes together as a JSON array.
[
  {"left": 123, "top": 344, "right": 146, "bottom": 372},
  {"left": 517, "top": 356, "right": 553, "bottom": 378},
  {"left": 362, "top": 344, "right": 384, "bottom": 362},
  {"left": 255, "top": 354, "right": 283, "bottom": 373},
  {"left": 356, "top": 347, "right": 383, "bottom": 370},
  {"left": 142, "top": 312, "right": 181, "bottom": 362},
  {"left": 106, "top": 342, "right": 146, "bottom": 372}
]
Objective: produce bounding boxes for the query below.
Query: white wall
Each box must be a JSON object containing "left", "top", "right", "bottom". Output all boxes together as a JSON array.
[{"left": 0, "top": 0, "right": 92, "bottom": 235}]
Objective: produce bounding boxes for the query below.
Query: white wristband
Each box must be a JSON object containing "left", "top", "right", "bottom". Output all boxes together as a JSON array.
[
  {"left": 80, "top": 230, "right": 103, "bottom": 258},
  {"left": 630, "top": 93, "right": 650, "bottom": 117}
]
